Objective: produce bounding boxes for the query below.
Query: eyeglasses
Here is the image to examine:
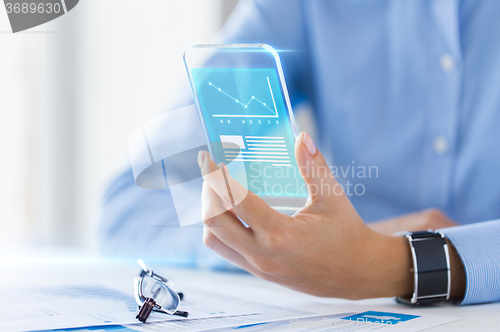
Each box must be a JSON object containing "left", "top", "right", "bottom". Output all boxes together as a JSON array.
[{"left": 134, "top": 259, "right": 188, "bottom": 323}]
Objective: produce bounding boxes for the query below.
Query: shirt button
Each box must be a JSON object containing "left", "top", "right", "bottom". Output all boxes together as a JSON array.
[
  {"left": 433, "top": 136, "right": 449, "bottom": 155},
  {"left": 440, "top": 54, "right": 455, "bottom": 73}
]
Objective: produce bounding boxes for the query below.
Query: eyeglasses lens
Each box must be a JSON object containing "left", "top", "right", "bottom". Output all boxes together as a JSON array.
[{"left": 141, "top": 274, "right": 180, "bottom": 314}]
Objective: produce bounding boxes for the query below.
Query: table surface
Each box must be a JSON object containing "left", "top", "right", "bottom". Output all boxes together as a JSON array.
[{"left": 1, "top": 246, "right": 499, "bottom": 331}]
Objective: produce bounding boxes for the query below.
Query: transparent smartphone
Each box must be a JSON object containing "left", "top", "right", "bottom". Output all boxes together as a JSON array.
[{"left": 184, "top": 44, "right": 307, "bottom": 210}]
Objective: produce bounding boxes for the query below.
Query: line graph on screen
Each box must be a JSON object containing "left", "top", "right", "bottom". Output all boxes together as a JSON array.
[{"left": 209, "top": 77, "right": 279, "bottom": 118}]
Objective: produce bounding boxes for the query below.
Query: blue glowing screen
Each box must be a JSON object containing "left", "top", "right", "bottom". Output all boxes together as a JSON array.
[{"left": 191, "top": 68, "right": 306, "bottom": 197}]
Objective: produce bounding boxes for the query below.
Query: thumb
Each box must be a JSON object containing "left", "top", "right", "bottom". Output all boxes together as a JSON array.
[{"left": 295, "top": 132, "right": 341, "bottom": 204}]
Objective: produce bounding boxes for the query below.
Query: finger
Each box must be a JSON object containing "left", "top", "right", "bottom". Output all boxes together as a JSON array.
[
  {"left": 198, "top": 150, "right": 280, "bottom": 230},
  {"left": 294, "top": 132, "right": 342, "bottom": 205},
  {"left": 203, "top": 227, "right": 283, "bottom": 283},
  {"left": 201, "top": 180, "right": 255, "bottom": 254},
  {"left": 198, "top": 151, "right": 244, "bottom": 208},
  {"left": 419, "top": 209, "right": 459, "bottom": 229},
  {"left": 202, "top": 227, "right": 254, "bottom": 271}
]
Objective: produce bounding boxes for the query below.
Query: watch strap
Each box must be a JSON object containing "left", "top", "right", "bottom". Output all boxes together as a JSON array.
[{"left": 397, "top": 230, "right": 451, "bottom": 305}]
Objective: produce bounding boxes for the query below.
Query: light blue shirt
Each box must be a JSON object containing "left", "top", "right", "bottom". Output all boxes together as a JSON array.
[{"left": 99, "top": 0, "right": 500, "bottom": 304}]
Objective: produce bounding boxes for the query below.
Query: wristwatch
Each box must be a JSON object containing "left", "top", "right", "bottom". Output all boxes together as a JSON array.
[{"left": 396, "top": 230, "right": 451, "bottom": 305}]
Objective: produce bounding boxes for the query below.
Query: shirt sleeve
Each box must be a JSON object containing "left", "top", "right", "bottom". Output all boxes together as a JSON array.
[
  {"left": 97, "top": 0, "right": 309, "bottom": 269},
  {"left": 440, "top": 219, "right": 500, "bottom": 305}
]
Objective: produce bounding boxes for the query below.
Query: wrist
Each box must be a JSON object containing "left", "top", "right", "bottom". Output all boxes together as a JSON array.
[
  {"left": 362, "top": 231, "right": 413, "bottom": 298},
  {"left": 362, "top": 232, "right": 465, "bottom": 301},
  {"left": 395, "top": 232, "right": 464, "bottom": 304},
  {"left": 384, "top": 234, "right": 414, "bottom": 298},
  {"left": 446, "top": 238, "right": 466, "bottom": 300}
]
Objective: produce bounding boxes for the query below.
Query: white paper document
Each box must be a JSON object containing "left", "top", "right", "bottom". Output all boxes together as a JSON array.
[
  {"left": 0, "top": 285, "right": 459, "bottom": 332},
  {"left": 0, "top": 286, "right": 261, "bottom": 332},
  {"left": 125, "top": 308, "right": 459, "bottom": 332},
  {"left": 205, "top": 311, "right": 462, "bottom": 332}
]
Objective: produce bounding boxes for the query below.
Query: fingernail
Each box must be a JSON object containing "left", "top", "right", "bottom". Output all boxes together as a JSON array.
[
  {"left": 302, "top": 132, "right": 317, "bottom": 155},
  {"left": 198, "top": 150, "right": 205, "bottom": 168}
]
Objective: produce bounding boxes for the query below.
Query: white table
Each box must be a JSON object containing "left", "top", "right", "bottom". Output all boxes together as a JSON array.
[{"left": 1, "top": 246, "right": 499, "bottom": 331}]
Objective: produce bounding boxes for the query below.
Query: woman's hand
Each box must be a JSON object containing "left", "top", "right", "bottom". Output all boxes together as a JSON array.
[{"left": 197, "top": 132, "right": 414, "bottom": 300}]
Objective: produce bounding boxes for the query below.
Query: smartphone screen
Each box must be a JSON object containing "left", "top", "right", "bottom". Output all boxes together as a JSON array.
[{"left": 185, "top": 45, "right": 307, "bottom": 205}]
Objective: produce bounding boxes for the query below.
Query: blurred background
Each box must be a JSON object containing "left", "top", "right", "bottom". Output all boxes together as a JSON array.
[{"left": 0, "top": 0, "right": 239, "bottom": 251}]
